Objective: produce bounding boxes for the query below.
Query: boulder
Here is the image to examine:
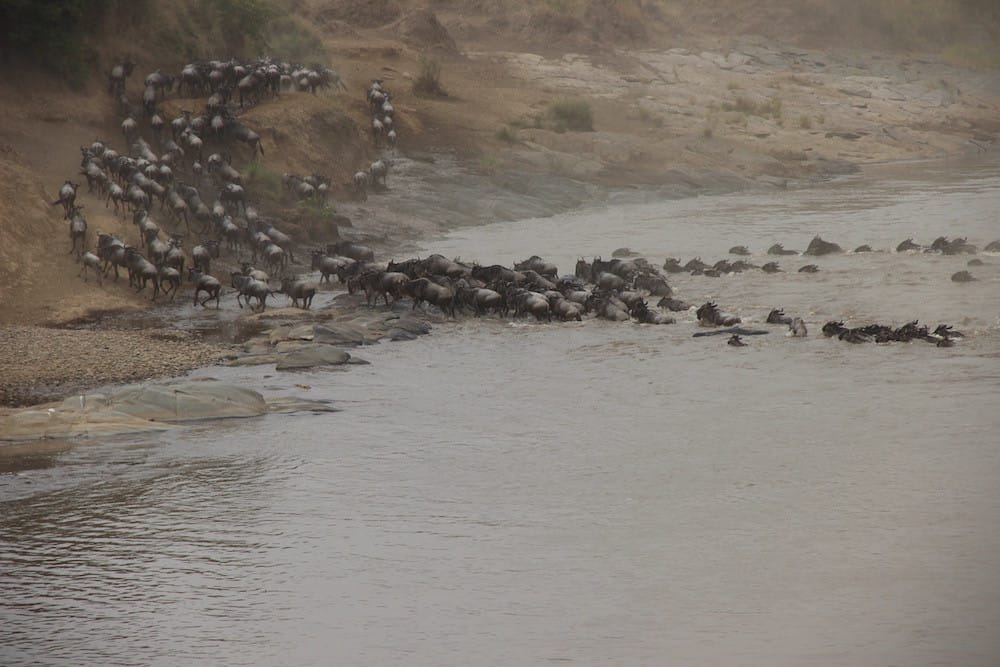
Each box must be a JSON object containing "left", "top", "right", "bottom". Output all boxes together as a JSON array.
[
  {"left": 311, "top": 323, "right": 378, "bottom": 346},
  {"left": 109, "top": 383, "right": 268, "bottom": 421},
  {"left": 275, "top": 345, "right": 353, "bottom": 370}
]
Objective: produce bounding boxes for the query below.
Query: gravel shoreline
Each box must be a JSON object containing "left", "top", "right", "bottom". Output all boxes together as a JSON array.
[{"left": 0, "top": 325, "right": 233, "bottom": 408}]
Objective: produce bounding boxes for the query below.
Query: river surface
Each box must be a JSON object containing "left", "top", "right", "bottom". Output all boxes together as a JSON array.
[{"left": 2, "top": 154, "right": 1000, "bottom": 666}]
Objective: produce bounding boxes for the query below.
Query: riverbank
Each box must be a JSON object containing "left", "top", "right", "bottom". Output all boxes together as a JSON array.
[{"left": 1, "top": 3, "right": 998, "bottom": 409}]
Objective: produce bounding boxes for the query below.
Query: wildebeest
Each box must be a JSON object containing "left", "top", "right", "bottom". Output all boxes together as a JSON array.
[
  {"left": 696, "top": 301, "right": 741, "bottom": 327},
  {"left": 78, "top": 251, "right": 103, "bottom": 285},
  {"left": 52, "top": 181, "right": 80, "bottom": 215},
  {"left": 514, "top": 255, "right": 559, "bottom": 280},
  {"left": 67, "top": 205, "right": 87, "bottom": 256},
  {"left": 311, "top": 250, "right": 353, "bottom": 283},
  {"left": 369, "top": 159, "right": 389, "bottom": 190},
  {"left": 767, "top": 243, "right": 798, "bottom": 256},
  {"left": 766, "top": 308, "right": 793, "bottom": 325},
  {"left": 231, "top": 272, "right": 273, "bottom": 310},
  {"left": 351, "top": 269, "right": 409, "bottom": 306},
  {"left": 404, "top": 277, "right": 455, "bottom": 316},
  {"left": 108, "top": 60, "right": 135, "bottom": 97},
  {"left": 189, "top": 268, "right": 222, "bottom": 308},
  {"left": 930, "top": 236, "right": 977, "bottom": 255},
  {"left": 280, "top": 277, "right": 318, "bottom": 309},
  {"left": 804, "top": 235, "right": 843, "bottom": 256},
  {"left": 630, "top": 299, "right": 674, "bottom": 324}
]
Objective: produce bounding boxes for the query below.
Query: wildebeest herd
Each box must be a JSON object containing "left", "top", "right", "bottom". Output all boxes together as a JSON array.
[
  {"left": 54, "top": 57, "right": 400, "bottom": 310},
  {"left": 300, "top": 234, "right": 985, "bottom": 349},
  {"left": 51, "top": 60, "right": 992, "bottom": 351}
]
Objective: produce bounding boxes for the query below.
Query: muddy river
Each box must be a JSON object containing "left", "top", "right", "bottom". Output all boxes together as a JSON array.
[{"left": 2, "top": 154, "right": 999, "bottom": 666}]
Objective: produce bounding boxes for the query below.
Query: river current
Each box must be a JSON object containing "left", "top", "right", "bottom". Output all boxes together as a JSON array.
[{"left": 2, "top": 154, "right": 1000, "bottom": 666}]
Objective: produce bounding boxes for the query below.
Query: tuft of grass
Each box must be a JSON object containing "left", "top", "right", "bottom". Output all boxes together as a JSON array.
[
  {"left": 479, "top": 152, "right": 503, "bottom": 174},
  {"left": 413, "top": 56, "right": 447, "bottom": 97},
  {"left": 550, "top": 100, "right": 594, "bottom": 132},
  {"left": 495, "top": 125, "right": 520, "bottom": 144},
  {"left": 702, "top": 116, "right": 718, "bottom": 138},
  {"left": 243, "top": 161, "right": 282, "bottom": 203},
  {"left": 722, "top": 95, "right": 782, "bottom": 120},
  {"left": 294, "top": 200, "right": 340, "bottom": 241}
]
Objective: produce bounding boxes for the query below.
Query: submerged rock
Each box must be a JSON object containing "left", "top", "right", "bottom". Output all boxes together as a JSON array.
[
  {"left": 951, "top": 270, "right": 976, "bottom": 283},
  {"left": 311, "top": 323, "right": 378, "bottom": 346},
  {"left": 109, "top": 383, "right": 268, "bottom": 422},
  {"left": 275, "top": 345, "right": 353, "bottom": 370},
  {"left": 0, "top": 381, "right": 271, "bottom": 442}
]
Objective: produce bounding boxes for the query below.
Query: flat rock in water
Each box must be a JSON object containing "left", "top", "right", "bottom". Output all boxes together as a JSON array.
[
  {"left": 385, "top": 328, "right": 419, "bottom": 341},
  {"left": 0, "top": 405, "right": 173, "bottom": 442},
  {"left": 392, "top": 315, "right": 433, "bottom": 335},
  {"left": 225, "top": 354, "right": 283, "bottom": 367},
  {"left": 311, "top": 323, "right": 376, "bottom": 346},
  {"left": 276, "top": 345, "right": 353, "bottom": 370},
  {"left": 268, "top": 324, "right": 315, "bottom": 345},
  {"left": 109, "top": 383, "right": 269, "bottom": 421}
]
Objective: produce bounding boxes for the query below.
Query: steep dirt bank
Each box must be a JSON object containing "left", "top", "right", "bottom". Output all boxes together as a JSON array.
[{"left": 1, "top": 0, "right": 998, "bottom": 406}]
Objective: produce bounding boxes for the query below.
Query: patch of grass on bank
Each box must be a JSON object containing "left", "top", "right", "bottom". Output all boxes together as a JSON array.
[
  {"left": 479, "top": 152, "right": 503, "bottom": 174},
  {"left": 941, "top": 42, "right": 1000, "bottom": 69},
  {"left": 722, "top": 95, "right": 782, "bottom": 120},
  {"left": 495, "top": 125, "right": 520, "bottom": 144},
  {"left": 637, "top": 106, "right": 664, "bottom": 127},
  {"left": 243, "top": 162, "right": 282, "bottom": 204},
  {"left": 413, "top": 56, "right": 448, "bottom": 97},
  {"left": 550, "top": 100, "right": 594, "bottom": 132},
  {"left": 295, "top": 199, "right": 340, "bottom": 240}
]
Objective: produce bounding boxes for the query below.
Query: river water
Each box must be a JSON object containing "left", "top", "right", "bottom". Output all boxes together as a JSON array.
[{"left": 2, "top": 154, "right": 1000, "bottom": 666}]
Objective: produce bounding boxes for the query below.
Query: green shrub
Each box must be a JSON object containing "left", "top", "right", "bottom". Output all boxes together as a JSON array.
[{"left": 550, "top": 100, "right": 594, "bottom": 132}]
